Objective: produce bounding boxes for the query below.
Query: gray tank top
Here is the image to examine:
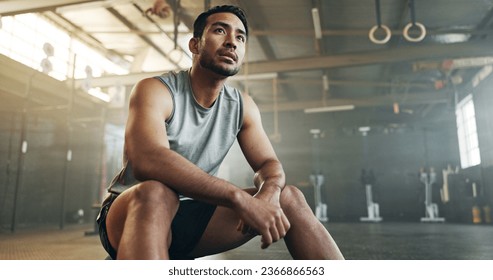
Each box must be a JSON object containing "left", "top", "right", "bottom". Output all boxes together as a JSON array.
[{"left": 108, "top": 70, "right": 244, "bottom": 195}]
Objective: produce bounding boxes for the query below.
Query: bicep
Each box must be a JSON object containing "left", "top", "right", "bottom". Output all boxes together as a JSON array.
[
  {"left": 237, "top": 94, "right": 279, "bottom": 172},
  {"left": 125, "top": 78, "right": 172, "bottom": 162}
]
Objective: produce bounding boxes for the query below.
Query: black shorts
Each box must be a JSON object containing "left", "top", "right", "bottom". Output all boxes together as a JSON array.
[{"left": 96, "top": 193, "right": 217, "bottom": 260}]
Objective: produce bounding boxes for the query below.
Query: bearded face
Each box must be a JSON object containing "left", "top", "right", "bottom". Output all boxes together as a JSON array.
[
  {"left": 192, "top": 12, "right": 246, "bottom": 77},
  {"left": 198, "top": 50, "right": 241, "bottom": 77}
]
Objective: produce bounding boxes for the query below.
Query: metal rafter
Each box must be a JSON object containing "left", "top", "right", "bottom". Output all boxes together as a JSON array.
[
  {"left": 86, "top": 39, "right": 493, "bottom": 88},
  {"left": 239, "top": 39, "right": 493, "bottom": 75},
  {"left": 44, "top": 11, "right": 130, "bottom": 68},
  {"left": 106, "top": 6, "right": 181, "bottom": 69},
  {"left": 0, "top": 0, "right": 98, "bottom": 16},
  {"left": 258, "top": 89, "right": 449, "bottom": 113}
]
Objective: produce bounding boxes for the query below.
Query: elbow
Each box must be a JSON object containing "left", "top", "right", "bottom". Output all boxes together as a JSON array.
[
  {"left": 130, "top": 160, "right": 148, "bottom": 182},
  {"left": 132, "top": 164, "right": 149, "bottom": 182},
  {"left": 128, "top": 152, "right": 153, "bottom": 182},
  {"left": 127, "top": 145, "right": 169, "bottom": 182}
]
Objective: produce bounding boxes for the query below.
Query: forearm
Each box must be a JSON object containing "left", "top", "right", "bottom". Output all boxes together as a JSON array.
[
  {"left": 253, "top": 159, "right": 286, "bottom": 195},
  {"left": 131, "top": 147, "right": 245, "bottom": 208}
]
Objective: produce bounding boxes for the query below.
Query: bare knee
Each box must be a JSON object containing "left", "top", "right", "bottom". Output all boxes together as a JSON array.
[
  {"left": 280, "top": 185, "right": 310, "bottom": 212},
  {"left": 130, "top": 180, "right": 179, "bottom": 213}
]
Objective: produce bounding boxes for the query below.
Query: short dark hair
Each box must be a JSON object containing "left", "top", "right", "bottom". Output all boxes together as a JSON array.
[{"left": 193, "top": 5, "right": 248, "bottom": 39}]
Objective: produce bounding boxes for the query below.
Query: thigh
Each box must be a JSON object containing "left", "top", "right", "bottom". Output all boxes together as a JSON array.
[
  {"left": 104, "top": 190, "right": 133, "bottom": 252},
  {"left": 189, "top": 188, "right": 258, "bottom": 258},
  {"left": 105, "top": 181, "right": 179, "bottom": 254}
]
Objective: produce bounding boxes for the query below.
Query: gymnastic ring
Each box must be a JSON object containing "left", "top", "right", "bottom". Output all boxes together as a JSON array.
[
  {"left": 369, "top": 24, "right": 391, "bottom": 44},
  {"left": 403, "top": 22, "right": 426, "bottom": 42}
]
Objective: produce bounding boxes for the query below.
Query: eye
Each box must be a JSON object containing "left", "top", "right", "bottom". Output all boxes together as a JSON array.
[
  {"left": 237, "top": 35, "right": 246, "bottom": 42},
  {"left": 215, "top": 28, "right": 225, "bottom": 34}
]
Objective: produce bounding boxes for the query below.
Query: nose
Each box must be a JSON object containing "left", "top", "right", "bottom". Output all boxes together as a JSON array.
[{"left": 224, "top": 33, "right": 237, "bottom": 49}]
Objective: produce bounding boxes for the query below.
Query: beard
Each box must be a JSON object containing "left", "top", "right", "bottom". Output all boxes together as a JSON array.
[{"left": 199, "top": 51, "right": 241, "bottom": 77}]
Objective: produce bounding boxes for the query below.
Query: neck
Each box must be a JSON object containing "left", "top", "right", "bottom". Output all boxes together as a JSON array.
[{"left": 189, "top": 64, "right": 227, "bottom": 108}]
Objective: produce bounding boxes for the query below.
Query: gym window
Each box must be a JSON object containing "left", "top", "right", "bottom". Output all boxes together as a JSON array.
[
  {"left": 0, "top": 13, "right": 128, "bottom": 101},
  {"left": 455, "top": 94, "right": 481, "bottom": 169}
]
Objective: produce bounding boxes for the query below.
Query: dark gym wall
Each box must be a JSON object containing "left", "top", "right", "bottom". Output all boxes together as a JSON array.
[{"left": 0, "top": 111, "right": 105, "bottom": 231}]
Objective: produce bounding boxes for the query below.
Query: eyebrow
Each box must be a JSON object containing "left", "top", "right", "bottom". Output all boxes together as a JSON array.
[{"left": 211, "top": 21, "right": 247, "bottom": 37}]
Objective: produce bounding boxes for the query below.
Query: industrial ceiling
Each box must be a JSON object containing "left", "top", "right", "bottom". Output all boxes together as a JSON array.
[{"left": 2, "top": 0, "right": 493, "bottom": 129}]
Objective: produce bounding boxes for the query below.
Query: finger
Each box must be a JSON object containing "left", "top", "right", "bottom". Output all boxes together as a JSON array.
[
  {"left": 261, "top": 239, "right": 271, "bottom": 249},
  {"left": 280, "top": 212, "right": 290, "bottom": 238},
  {"left": 276, "top": 222, "right": 286, "bottom": 240},
  {"left": 260, "top": 231, "right": 273, "bottom": 249},
  {"left": 269, "top": 222, "right": 281, "bottom": 243}
]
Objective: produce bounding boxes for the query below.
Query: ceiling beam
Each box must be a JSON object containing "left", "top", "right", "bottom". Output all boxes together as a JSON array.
[
  {"left": 278, "top": 78, "right": 431, "bottom": 89},
  {"left": 44, "top": 11, "right": 130, "bottom": 69},
  {"left": 258, "top": 90, "right": 450, "bottom": 113},
  {"left": 0, "top": 0, "right": 99, "bottom": 16},
  {"left": 85, "top": 39, "right": 493, "bottom": 87},
  {"left": 105, "top": 6, "right": 181, "bottom": 69},
  {"left": 72, "top": 27, "right": 493, "bottom": 37},
  {"left": 74, "top": 71, "right": 277, "bottom": 88},
  {"left": 240, "top": 39, "right": 493, "bottom": 75},
  {"left": 470, "top": 4, "right": 493, "bottom": 40},
  {"left": 131, "top": 3, "right": 191, "bottom": 60},
  {"left": 250, "top": 28, "right": 493, "bottom": 37}
]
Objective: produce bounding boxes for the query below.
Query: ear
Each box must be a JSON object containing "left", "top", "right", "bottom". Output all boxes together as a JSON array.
[{"left": 189, "top": 37, "right": 199, "bottom": 54}]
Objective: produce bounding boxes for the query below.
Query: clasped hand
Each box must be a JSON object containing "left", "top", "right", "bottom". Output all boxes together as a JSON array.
[{"left": 236, "top": 189, "right": 291, "bottom": 249}]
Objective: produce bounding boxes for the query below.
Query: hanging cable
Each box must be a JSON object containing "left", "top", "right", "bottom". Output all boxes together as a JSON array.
[
  {"left": 204, "top": 0, "right": 211, "bottom": 11},
  {"left": 403, "top": 0, "right": 426, "bottom": 42},
  {"left": 375, "top": 0, "right": 382, "bottom": 27},
  {"left": 409, "top": 0, "right": 416, "bottom": 25},
  {"left": 173, "top": 0, "right": 181, "bottom": 50},
  {"left": 369, "top": 0, "right": 391, "bottom": 44}
]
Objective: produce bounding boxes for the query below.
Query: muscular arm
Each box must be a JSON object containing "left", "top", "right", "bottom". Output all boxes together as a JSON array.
[
  {"left": 238, "top": 93, "right": 286, "bottom": 198},
  {"left": 235, "top": 93, "right": 291, "bottom": 247}
]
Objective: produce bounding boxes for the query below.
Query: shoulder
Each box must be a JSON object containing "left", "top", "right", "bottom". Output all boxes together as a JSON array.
[
  {"left": 240, "top": 90, "right": 255, "bottom": 109},
  {"left": 129, "top": 77, "right": 173, "bottom": 120},
  {"left": 239, "top": 91, "right": 262, "bottom": 128},
  {"left": 130, "top": 77, "right": 171, "bottom": 102}
]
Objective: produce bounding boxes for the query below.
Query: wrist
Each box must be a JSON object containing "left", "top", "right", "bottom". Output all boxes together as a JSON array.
[
  {"left": 230, "top": 188, "right": 249, "bottom": 210},
  {"left": 259, "top": 182, "right": 283, "bottom": 196}
]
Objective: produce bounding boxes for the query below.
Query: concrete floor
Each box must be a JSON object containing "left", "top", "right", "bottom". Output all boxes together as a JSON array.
[{"left": 1, "top": 222, "right": 493, "bottom": 260}]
